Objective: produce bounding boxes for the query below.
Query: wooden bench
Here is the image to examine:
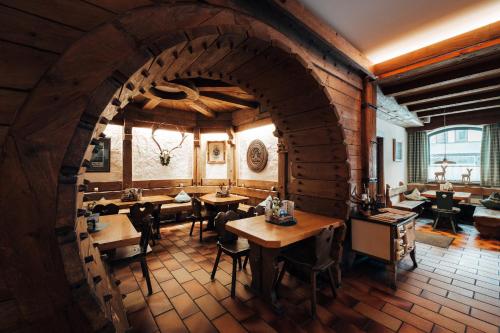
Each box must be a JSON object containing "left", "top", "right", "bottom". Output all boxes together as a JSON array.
[
  {"left": 160, "top": 202, "right": 192, "bottom": 215},
  {"left": 386, "top": 182, "right": 427, "bottom": 213},
  {"left": 473, "top": 206, "right": 500, "bottom": 239}
]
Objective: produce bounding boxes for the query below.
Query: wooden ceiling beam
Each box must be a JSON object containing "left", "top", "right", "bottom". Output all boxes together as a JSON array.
[
  {"left": 409, "top": 90, "right": 500, "bottom": 112},
  {"left": 408, "top": 109, "right": 500, "bottom": 132},
  {"left": 398, "top": 77, "right": 500, "bottom": 105},
  {"left": 375, "top": 21, "right": 500, "bottom": 77},
  {"left": 416, "top": 100, "right": 500, "bottom": 117},
  {"left": 382, "top": 58, "right": 500, "bottom": 97},
  {"left": 188, "top": 100, "right": 216, "bottom": 118},
  {"left": 199, "top": 91, "right": 259, "bottom": 109}
]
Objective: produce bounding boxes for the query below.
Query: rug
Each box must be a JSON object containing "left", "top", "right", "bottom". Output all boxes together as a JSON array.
[{"left": 415, "top": 231, "right": 454, "bottom": 248}]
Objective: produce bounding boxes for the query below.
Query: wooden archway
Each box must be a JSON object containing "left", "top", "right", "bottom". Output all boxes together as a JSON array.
[{"left": 0, "top": 4, "right": 355, "bottom": 331}]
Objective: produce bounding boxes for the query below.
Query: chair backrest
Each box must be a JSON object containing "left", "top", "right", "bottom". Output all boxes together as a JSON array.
[
  {"left": 330, "top": 224, "right": 347, "bottom": 263},
  {"left": 92, "top": 204, "right": 105, "bottom": 214},
  {"left": 139, "top": 214, "right": 153, "bottom": 254},
  {"left": 129, "top": 203, "right": 154, "bottom": 228},
  {"left": 228, "top": 203, "right": 239, "bottom": 212},
  {"left": 246, "top": 206, "right": 256, "bottom": 218},
  {"left": 214, "top": 210, "right": 240, "bottom": 244},
  {"left": 101, "top": 203, "right": 119, "bottom": 215},
  {"left": 314, "top": 226, "right": 335, "bottom": 267},
  {"left": 191, "top": 197, "right": 203, "bottom": 218},
  {"left": 255, "top": 205, "right": 265, "bottom": 216},
  {"left": 436, "top": 191, "right": 454, "bottom": 210}
]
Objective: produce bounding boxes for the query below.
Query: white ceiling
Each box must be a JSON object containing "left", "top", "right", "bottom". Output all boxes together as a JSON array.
[{"left": 299, "top": 0, "right": 500, "bottom": 63}]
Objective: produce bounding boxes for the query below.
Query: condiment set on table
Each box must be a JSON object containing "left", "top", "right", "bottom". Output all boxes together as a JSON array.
[{"left": 264, "top": 197, "right": 296, "bottom": 226}]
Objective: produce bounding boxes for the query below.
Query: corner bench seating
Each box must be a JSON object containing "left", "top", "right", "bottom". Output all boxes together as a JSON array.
[
  {"left": 386, "top": 182, "right": 427, "bottom": 213},
  {"left": 407, "top": 183, "right": 500, "bottom": 206},
  {"left": 473, "top": 206, "right": 500, "bottom": 239}
]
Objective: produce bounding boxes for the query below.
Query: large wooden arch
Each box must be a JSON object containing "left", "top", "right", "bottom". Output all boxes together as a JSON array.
[{"left": 0, "top": 3, "right": 354, "bottom": 331}]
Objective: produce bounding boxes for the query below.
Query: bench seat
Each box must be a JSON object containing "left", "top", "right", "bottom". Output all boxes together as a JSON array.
[
  {"left": 160, "top": 202, "right": 192, "bottom": 215},
  {"left": 393, "top": 200, "right": 426, "bottom": 212}
]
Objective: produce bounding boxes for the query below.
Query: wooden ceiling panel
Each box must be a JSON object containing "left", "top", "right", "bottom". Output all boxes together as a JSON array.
[
  {"left": 416, "top": 100, "right": 500, "bottom": 117},
  {"left": 409, "top": 89, "right": 500, "bottom": 112}
]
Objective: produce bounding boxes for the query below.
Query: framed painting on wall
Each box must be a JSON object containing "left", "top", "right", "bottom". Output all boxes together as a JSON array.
[
  {"left": 393, "top": 139, "right": 403, "bottom": 162},
  {"left": 87, "top": 137, "right": 111, "bottom": 172},
  {"left": 207, "top": 141, "right": 226, "bottom": 164}
]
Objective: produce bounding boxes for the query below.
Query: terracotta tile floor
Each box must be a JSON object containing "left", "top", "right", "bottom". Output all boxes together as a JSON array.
[{"left": 115, "top": 218, "right": 500, "bottom": 333}]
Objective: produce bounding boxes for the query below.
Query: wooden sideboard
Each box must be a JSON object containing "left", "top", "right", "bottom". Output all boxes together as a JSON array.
[{"left": 350, "top": 212, "right": 418, "bottom": 288}]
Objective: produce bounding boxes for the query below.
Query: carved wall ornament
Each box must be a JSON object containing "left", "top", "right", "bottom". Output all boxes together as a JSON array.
[{"left": 247, "top": 139, "right": 268, "bottom": 172}]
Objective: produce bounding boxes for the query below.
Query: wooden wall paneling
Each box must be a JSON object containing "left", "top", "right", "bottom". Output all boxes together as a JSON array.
[
  {"left": 227, "top": 127, "right": 236, "bottom": 184},
  {"left": 0, "top": 89, "right": 28, "bottom": 125},
  {"left": 193, "top": 128, "right": 200, "bottom": 185},
  {"left": 361, "top": 78, "right": 377, "bottom": 188},
  {"left": 230, "top": 186, "right": 278, "bottom": 200},
  {"left": 0, "top": 41, "right": 58, "bottom": 90},
  {"left": 86, "top": 181, "right": 123, "bottom": 192},
  {"left": 122, "top": 119, "right": 133, "bottom": 189},
  {"left": 274, "top": 107, "right": 337, "bottom": 132},
  {"left": 289, "top": 144, "right": 348, "bottom": 163},
  {"left": 202, "top": 179, "right": 229, "bottom": 186},
  {"left": 277, "top": 135, "right": 288, "bottom": 199},
  {"left": 291, "top": 162, "right": 350, "bottom": 181},
  {"left": 83, "top": 0, "right": 153, "bottom": 14},
  {"left": 0, "top": 125, "right": 8, "bottom": 149},
  {"left": 234, "top": 117, "right": 273, "bottom": 132},
  {"left": 0, "top": 6, "right": 83, "bottom": 53},
  {"left": 289, "top": 179, "right": 349, "bottom": 200},
  {"left": 283, "top": 126, "right": 343, "bottom": 147},
  {"left": 289, "top": 194, "right": 349, "bottom": 220},
  {"left": 272, "top": 88, "right": 331, "bottom": 117},
  {"left": 237, "top": 179, "right": 278, "bottom": 190},
  {"left": 229, "top": 46, "right": 289, "bottom": 82}
]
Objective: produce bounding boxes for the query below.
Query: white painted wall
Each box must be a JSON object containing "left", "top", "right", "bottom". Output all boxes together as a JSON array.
[
  {"left": 236, "top": 124, "right": 278, "bottom": 182},
  {"left": 376, "top": 117, "right": 407, "bottom": 187},
  {"left": 132, "top": 127, "right": 193, "bottom": 180},
  {"left": 85, "top": 124, "right": 123, "bottom": 182},
  {"left": 201, "top": 132, "right": 228, "bottom": 179}
]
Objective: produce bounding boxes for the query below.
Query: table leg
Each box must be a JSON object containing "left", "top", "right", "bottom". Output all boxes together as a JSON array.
[
  {"left": 410, "top": 248, "right": 418, "bottom": 268},
  {"left": 386, "top": 263, "right": 398, "bottom": 289},
  {"left": 246, "top": 242, "right": 284, "bottom": 314}
]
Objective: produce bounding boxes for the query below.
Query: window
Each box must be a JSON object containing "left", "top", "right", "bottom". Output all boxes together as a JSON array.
[{"left": 427, "top": 126, "right": 482, "bottom": 182}]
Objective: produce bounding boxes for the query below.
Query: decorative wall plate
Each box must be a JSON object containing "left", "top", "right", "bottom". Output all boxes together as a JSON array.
[{"left": 247, "top": 139, "right": 268, "bottom": 172}]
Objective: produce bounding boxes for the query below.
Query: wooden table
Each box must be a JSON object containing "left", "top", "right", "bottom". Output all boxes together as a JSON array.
[
  {"left": 199, "top": 193, "right": 249, "bottom": 206},
  {"left": 421, "top": 190, "right": 471, "bottom": 203},
  {"left": 91, "top": 214, "right": 141, "bottom": 251},
  {"left": 226, "top": 210, "right": 344, "bottom": 312},
  {"left": 85, "top": 195, "right": 175, "bottom": 210},
  {"left": 200, "top": 193, "right": 249, "bottom": 229}
]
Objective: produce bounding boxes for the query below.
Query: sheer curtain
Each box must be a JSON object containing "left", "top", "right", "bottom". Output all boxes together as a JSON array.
[
  {"left": 407, "top": 131, "right": 429, "bottom": 183},
  {"left": 480, "top": 123, "right": 500, "bottom": 187}
]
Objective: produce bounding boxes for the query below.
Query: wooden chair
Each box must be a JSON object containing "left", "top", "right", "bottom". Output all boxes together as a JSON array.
[
  {"left": 276, "top": 224, "right": 347, "bottom": 318},
  {"left": 432, "top": 191, "right": 461, "bottom": 233},
  {"left": 101, "top": 203, "right": 119, "bottom": 216},
  {"left": 108, "top": 214, "right": 154, "bottom": 295},
  {"left": 188, "top": 197, "right": 212, "bottom": 242},
  {"left": 129, "top": 202, "right": 155, "bottom": 244},
  {"left": 255, "top": 205, "right": 265, "bottom": 216},
  {"left": 210, "top": 210, "right": 250, "bottom": 298},
  {"left": 92, "top": 204, "right": 105, "bottom": 214}
]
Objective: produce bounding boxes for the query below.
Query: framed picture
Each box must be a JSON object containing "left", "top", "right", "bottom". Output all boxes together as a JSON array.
[
  {"left": 207, "top": 141, "right": 226, "bottom": 164},
  {"left": 393, "top": 139, "right": 403, "bottom": 162},
  {"left": 87, "top": 137, "right": 111, "bottom": 172}
]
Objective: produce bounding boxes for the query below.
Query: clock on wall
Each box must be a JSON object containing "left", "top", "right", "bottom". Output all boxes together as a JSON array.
[{"left": 247, "top": 139, "right": 268, "bottom": 172}]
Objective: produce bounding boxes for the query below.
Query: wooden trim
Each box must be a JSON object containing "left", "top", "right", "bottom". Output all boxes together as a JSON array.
[
  {"left": 361, "top": 78, "right": 377, "bottom": 186},
  {"left": 132, "top": 179, "right": 193, "bottom": 188},
  {"left": 375, "top": 21, "right": 500, "bottom": 77},
  {"left": 236, "top": 179, "right": 278, "bottom": 190},
  {"left": 234, "top": 117, "right": 273, "bottom": 132},
  {"left": 201, "top": 178, "right": 229, "bottom": 186},
  {"left": 122, "top": 120, "right": 133, "bottom": 189},
  {"left": 271, "top": 0, "right": 373, "bottom": 75}
]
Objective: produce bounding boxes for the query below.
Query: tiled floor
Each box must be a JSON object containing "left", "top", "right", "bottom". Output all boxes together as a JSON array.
[{"left": 115, "top": 218, "right": 500, "bottom": 333}]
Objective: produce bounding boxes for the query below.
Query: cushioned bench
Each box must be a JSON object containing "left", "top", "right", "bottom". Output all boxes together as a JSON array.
[
  {"left": 386, "top": 182, "right": 427, "bottom": 213},
  {"left": 473, "top": 206, "right": 500, "bottom": 239}
]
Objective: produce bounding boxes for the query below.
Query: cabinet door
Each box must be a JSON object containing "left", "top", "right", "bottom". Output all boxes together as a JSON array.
[{"left": 351, "top": 219, "right": 391, "bottom": 261}]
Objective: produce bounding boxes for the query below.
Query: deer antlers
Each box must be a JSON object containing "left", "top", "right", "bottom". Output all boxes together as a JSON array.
[{"left": 151, "top": 125, "right": 187, "bottom": 166}]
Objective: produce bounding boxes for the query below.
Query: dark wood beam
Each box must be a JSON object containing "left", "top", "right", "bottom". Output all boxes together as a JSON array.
[
  {"left": 398, "top": 77, "right": 500, "bottom": 105},
  {"left": 408, "top": 109, "right": 500, "bottom": 132},
  {"left": 409, "top": 90, "right": 500, "bottom": 112},
  {"left": 375, "top": 21, "right": 500, "bottom": 77},
  {"left": 123, "top": 104, "right": 197, "bottom": 127},
  {"left": 417, "top": 100, "right": 500, "bottom": 117},
  {"left": 200, "top": 91, "right": 259, "bottom": 109},
  {"left": 382, "top": 57, "right": 500, "bottom": 97}
]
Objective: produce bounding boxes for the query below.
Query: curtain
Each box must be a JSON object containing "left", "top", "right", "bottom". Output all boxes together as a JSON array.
[
  {"left": 480, "top": 123, "right": 500, "bottom": 187},
  {"left": 408, "top": 131, "right": 429, "bottom": 183}
]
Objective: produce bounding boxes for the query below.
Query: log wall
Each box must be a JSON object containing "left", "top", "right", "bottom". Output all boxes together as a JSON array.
[{"left": 0, "top": 2, "right": 365, "bottom": 331}]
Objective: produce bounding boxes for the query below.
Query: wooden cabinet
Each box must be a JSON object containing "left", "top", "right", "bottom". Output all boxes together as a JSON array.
[{"left": 350, "top": 215, "right": 417, "bottom": 288}]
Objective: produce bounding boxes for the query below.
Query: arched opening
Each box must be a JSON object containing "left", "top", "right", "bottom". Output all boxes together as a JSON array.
[{"left": 1, "top": 4, "right": 354, "bottom": 331}]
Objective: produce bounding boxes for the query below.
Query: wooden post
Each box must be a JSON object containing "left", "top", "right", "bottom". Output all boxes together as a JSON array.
[
  {"left": 193, "top": 128, "right": 201, "bottom": 186},
  {"left": 122, "top": 119, "right": 133, "bottom": 189},
  {"left": 275, "top": 130, "right": 288, "bottom": 199},
  {"left": 361, "top": 78, "right": 378, "bottom": 194},
  {"left": 226, "top": 127, "right": 236, "bottom": 186}
]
